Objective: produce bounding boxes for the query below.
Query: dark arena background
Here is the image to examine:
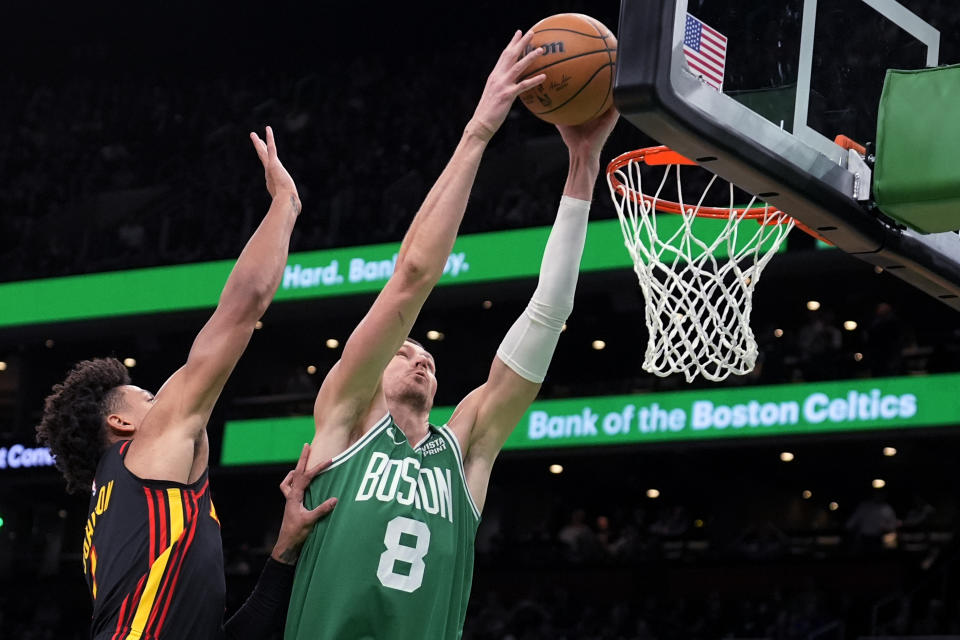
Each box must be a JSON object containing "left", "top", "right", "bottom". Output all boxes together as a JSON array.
[{"left": 3, "top": 1, "right": 960, "bottom": 638}]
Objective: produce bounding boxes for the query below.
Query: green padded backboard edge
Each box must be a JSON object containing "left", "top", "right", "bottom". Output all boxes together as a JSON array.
[{"left": 874, "top": 63, "right": 960, "bottom": 234}]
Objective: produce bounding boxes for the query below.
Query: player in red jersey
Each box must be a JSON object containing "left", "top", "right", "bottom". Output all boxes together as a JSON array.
[{"left": 37, "top": 128, "right": 336, "bottom": 639}]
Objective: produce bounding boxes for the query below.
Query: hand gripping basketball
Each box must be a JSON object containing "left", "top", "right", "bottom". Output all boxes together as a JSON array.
[
  {"left": 517, "top": 13, "right": 618, "bottom": 126},
  {"left": 556, "top": 106, "right": 620, "bottom": 162},
  {"left": 469, "top": 30, "right": 547, "bottom": 142}
]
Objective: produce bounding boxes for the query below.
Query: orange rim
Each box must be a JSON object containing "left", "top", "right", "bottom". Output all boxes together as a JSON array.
[{"left": 606, "top": 145, "right": 831, "bottom": 243}]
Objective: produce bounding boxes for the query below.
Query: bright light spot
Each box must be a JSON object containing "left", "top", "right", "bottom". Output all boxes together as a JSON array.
[
  {"left": 694, "top": 518, "right": 704, "bottom": 528},
  {"left": 802, "top": 490, "right": 812, "bottom": 499},
  {"left": 592, "top": 340, "right": 606, "bottom": 350},
  {"left": 325, "top": 338, "right": 339, "bottom": 349},
  {"left": 306, "top": 365, "right": 317, "bottom": 375},
  {"left": 58, "top": 509, "right": 67, "bottom": 519},
  {"left": 780, "top": 451, "right": 795, "bottom": 462},
  {"left": 482, "top": 300, "right": 493, "bottom": 309},
  {"left": 843, "top": 320, "right": 858, "bottom": 331},
  {"left": 872, "top": 478, "right": 886, "bottom": 489},
  {"left": 45, "top": 339, "right": 55, "bottom": 348},
  {"left": 549, "top": 464, "right": 563, "bottom": 475},
  {"left": 854, "top": 352, "right": 864, "bottom": 362},
  {"left": 0, "top": 362, "right": 6, "bottom": 371},
  {"left": 561, "top": 323, "right": 567, "bottom": 332},
  {"left": 874, "top": 266, "right": 884, "bottom": 274},
  {"left": 774, "top": 328, "right": 784, "bottom": 338},
  {"left": 829, "top": 501, "right": 839, "bottom": 511},
  {"left": 426, "top": 330, "right": 444, "bottom": 341},
  {"left": 806, "top": 300, "right": 821, "bottom": 311},
  {"left": 883, "top": 446, "right": 897, "bottom": 457},
  {"left": 646, "top": 488, "right": 660, "bottom": 499},
  {"left": 123, "top": 358, "right": 136, "bottom": 368},
  {"left": 254, "top": 321, "right": 264, "bottom": 330},
  {"left": 0, "top": 516, "right": 4, "bottom": 528}
]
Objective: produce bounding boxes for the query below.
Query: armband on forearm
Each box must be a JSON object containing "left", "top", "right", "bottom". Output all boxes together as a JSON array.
[
  {"left": 223, "top": 557, "right": 296, "bottom": 640},
  {"left": 497, "top": 196, "right": 590, "bottom": 383}
]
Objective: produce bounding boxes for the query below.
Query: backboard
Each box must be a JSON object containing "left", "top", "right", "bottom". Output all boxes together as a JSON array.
[{"left": 613, "top": 0, "right": 960, "bottom": 310}]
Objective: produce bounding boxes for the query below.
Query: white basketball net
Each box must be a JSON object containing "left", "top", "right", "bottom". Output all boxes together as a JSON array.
[{"left": 607, "top": 155, "right": 794, "bottom": 382}]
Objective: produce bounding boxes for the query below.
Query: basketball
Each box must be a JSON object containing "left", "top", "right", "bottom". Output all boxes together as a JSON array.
[{"left": 519, "top": 13, "right": 617, "bottom": 126}]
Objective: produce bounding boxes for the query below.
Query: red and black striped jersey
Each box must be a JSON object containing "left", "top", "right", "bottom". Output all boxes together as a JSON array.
[{"left": 83, "top": 440, "right": 226, "bottom": 640}]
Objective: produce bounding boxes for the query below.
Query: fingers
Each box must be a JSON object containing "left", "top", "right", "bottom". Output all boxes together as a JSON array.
[
  {"left": 249, "top": 131, "right": 268, "bottom": 165},
  {"left": 510, "top": 45, "right": 544, "bottom": 80},
  {"left": 294, "top": 457, "right": 332, "bottom": 490},
  {"left": 280, "top": 446, "right": 329, "bottom": 499},
  {"left": 250, "top": 126, "right": 278, "bottom": 164},
  {"left": 279, "top": 470, "right": 295, "bottom": 497},
  {"left": 516, "top": 29, "right": 536, "bottom": 56},
  {"left": 506, "top": 28, "right": 534, "bottom": 60},
  {"left": 498, "top": 29, "right": 523, "bottom": 63},
  {"left": 265, "top": 125, "right": 277, "bottom": 158},
  {"left": 499, "top": 29, "right": 536, "bottom": 72},
  {"left": 295, "top": 442, "right": 310, "bottom": 475},
  {"left": 308, "top": 497, "right": 338, "bottom": 522},
  {"left": 304, "top": 457, "right": 334, "bottom": 479},
  {"left": 516, "top": 73, "right": 547, "bottom": 93}
]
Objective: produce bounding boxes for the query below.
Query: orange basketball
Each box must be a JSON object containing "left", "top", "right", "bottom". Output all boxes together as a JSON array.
[{"left": 519, "top": 13, "right": 618, "bottom": 126}]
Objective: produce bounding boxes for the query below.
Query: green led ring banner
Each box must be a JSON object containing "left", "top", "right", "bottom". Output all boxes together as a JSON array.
[
  {"left": 1, "top": 216, "right": 779, "bottom": 328},
  {"left": 220, "top": 373, "right": 960, "bottom": 465}
]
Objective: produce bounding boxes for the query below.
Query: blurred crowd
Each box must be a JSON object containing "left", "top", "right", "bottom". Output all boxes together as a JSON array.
[
  {"left": 463, "top": 587, "right": 843, "bottom": 640},
  {"left": 0, "top": 50, "right": 602, "bottom": 284},
  {"left": 460, "top": 587, "right": 960, "bottom": 640},
  {"left": 477, "top": 491, "right": 953, "bottom": 569}
]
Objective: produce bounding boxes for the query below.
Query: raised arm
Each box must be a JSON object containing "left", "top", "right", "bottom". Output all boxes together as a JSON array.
[
  {"left": 310, "top": 31, "right": 546, "bottom": 447},
  {"left": 125, "top": 127, "right": 301, "bottom": 482},
  {"left": 449, "top": 108, "right": 620, "bottom": 511}
]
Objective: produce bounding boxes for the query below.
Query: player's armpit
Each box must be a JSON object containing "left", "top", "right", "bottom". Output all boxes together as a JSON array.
[
  {"left": 449, "top": 358, "right": 540, "bottom": 508},
  {"left": 466, "top": 358, "right": 541, "bottom": 459},
  {"left": 121, "top": 369, "right": 206, "bottom": 482}
]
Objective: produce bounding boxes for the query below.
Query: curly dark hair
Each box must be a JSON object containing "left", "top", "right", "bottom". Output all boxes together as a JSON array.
[{"left": 36, "top": 357, "right": 132, "bottom": 494}]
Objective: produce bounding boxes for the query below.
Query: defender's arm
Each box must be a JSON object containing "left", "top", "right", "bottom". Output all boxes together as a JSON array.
[{"left": 127, "top": 127, "right": 300, "bottom": 482}]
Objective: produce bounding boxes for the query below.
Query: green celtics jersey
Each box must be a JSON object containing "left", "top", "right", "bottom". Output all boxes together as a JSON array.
[{"left": 285, "top": 414, "right": 481, "bottom": 640}]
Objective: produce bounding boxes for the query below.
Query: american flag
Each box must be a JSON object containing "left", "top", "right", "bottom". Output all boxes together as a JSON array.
[{"left": 683, "top": 13, "right": 728, "bottom": 91}]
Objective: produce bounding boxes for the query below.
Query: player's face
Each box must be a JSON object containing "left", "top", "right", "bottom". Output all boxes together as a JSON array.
[
  {"left": 114, "top": 385, "right": 156, "bottom": 429},
  {"left": 382, "top": 341, "right": 437, "bottom": 410}
]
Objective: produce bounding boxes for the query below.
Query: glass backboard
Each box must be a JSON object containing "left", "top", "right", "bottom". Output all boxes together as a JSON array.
[{"left": 613, "top": 0, "right": 960, "bottom": 309}]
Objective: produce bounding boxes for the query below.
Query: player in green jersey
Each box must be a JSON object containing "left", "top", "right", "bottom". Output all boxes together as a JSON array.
[{"left": 285, "top": 30, "right": 619, "bottom": 639}]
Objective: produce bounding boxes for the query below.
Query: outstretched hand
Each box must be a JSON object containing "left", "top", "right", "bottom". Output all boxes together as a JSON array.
[
  {"left": 250, "top": 126, "right": 301, "bottom": 213},
  {"left": 556, "top": 107, "right": 620, "bottom": 161},
  {"left": 271, "top": 443, "right": 338, "bottom": 565},
  {"left": 469, "top": 30, "right": 547, "bottom": 142}
]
